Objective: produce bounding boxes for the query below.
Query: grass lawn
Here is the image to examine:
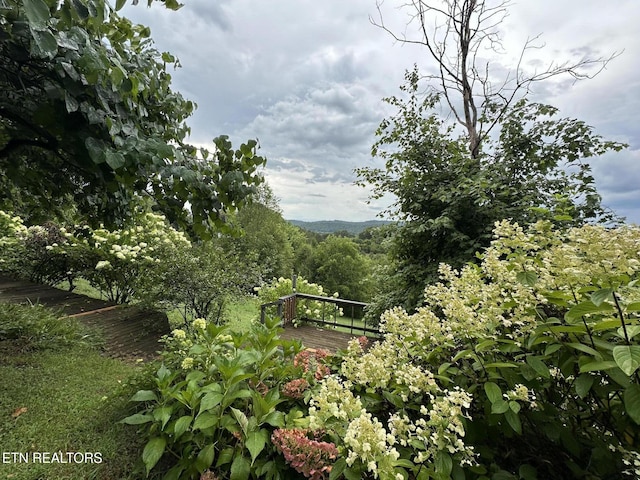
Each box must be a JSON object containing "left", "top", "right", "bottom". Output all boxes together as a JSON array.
[{"left": 0, "top": 305, "right": 145, "bottom": 480}]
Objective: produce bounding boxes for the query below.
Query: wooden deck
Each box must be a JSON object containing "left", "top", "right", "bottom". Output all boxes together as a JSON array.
[
  {"left": 0, "top": 275, "right": 370, "bottom": 357},
  {"left": 277, "top": 323, "right": 364, "bottom": 352},
  {"left": 0, "top": 276, "right": 169, "bottom": 360}
]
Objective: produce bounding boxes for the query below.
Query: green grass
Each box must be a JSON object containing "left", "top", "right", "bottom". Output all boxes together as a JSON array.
[
  {"left": 0, "top": 304, "right": 145, "bottom": 479},
  {"left": 225, "top": 295, "right": 260, "bottom": 332},
  {"left": 165, "top": 295, "right": 261, "bottom": 332},
  {"left": 56, "top": 277, "right": 105, "bottom": 300}
]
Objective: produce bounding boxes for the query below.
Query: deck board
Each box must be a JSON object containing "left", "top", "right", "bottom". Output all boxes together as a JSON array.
[
  {"left": 277, "top": 323, "right": 364, "bottom": 352},
  {"left": 0, "top": 276, "right": 168, "bottom": 359}
]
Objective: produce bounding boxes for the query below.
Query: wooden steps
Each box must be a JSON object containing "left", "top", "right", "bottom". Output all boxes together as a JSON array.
[{"left": 0, "top": 276, "right": 169, "bottom": 360}]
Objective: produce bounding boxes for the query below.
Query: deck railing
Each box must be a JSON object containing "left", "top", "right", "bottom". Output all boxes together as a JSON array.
[{"left": 260, "top": 292, "right": 379, "bottom": 337}]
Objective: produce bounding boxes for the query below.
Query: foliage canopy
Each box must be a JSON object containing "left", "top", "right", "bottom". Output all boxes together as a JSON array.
[
  {"left": 0, "top": 0, "right": 265, "bottom": 235},
  {"left": 358, "top": 68, "right": 627, "bottom": 315}
]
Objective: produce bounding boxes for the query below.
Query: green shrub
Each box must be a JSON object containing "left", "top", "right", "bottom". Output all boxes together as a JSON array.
[
  {"left": 0, "top": 210, "right": 27, "bottom": 275},
  {"left": 137, "top": 240, "right": 261, "bottom": 325},
  {"left": 296, "top": 220, "right": 640, "bottom": 479},
  {"left": 123, "top": 316, "right": 332, "bottom": 479}
]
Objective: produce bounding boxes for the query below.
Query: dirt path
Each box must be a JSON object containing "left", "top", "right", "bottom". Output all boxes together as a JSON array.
[{"left": 0, "top": 276, "right": 169, "bottom": 360}]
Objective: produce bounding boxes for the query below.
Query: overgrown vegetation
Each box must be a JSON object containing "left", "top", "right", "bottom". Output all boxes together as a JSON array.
[
  {"left": 2, "top": 0, "right": 638, "bottom": 478},
  {"left": 0, "top": 303, "right": 143, "bottom": 480}
]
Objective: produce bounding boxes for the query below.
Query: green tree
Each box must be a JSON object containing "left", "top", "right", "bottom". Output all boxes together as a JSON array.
[
  {"left": 359, "top": 0, "right": 628, "bottom": 316},
  {"left": 311, "top": 235, "right": 372, "bottom": 302},
  {"left": 225, "top": 196, "right": 297, "bottom": 282},
  {"left": 358, "top": 69, "right": 626, "bottom": 316},
  {"left": 0, "top": 0, "right": 264, "bottom": 235}
]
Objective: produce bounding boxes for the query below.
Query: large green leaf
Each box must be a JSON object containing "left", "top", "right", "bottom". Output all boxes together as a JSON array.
[
  {"left": 142, "top": 437, "right": 166, "bottom": 475},
  {"left": 245, "top": 429, "right": 269, "bottom": 464},
  {"left": 230, "top": 455, "right": 251, "bottom": 480},
  {"left": 195, "top": 444, "right": 215, "bottom": 473},
  {"left": 618, "top": 325, "right": 640, "bottom": 341},
  {"left": 574, "top": 374, "right": 595, "bottom": 399},
  {"left": 435, "top": 450, "right": 453, "bottom": 476},
  {"left": 590, "top": 288, "right": 613, "bottom": 306},
  {"left": 565, "top": 301, "right": 614, "bottom": 322},
  {"left": 613, "top": 345, "right": 640, "bottom": 376},
  {"left": 31, "top": 29, "right": 58, "bottom": 57},
  {"left": 579, "top": 360, "right": 618, "bottom": 373},
  {"left": 193, "top": 412, "right": 218, "bottom": 431},
  {"left": 624, "top": 384, "right": 640, "bottom": 425},
  {"left": 23, "top": 0, "right": 50, "bottom": 29},
  {"left": 105, "top": 150, "right": 126, "bottom": 170},
  {"left": 484, "top": 382, "right": 502, "bottom": 404},
  {"left": 516, "top": 270, "right": 538, "bottom": 287},
  {"left": 173, "top": 415, "right": 192, "bottom": 439},
  {"left": 199, "top": 391, "right": 224, "bottom": 414},
  {"left": 525, "top": 356, "right": 550, "bottom": 378}
]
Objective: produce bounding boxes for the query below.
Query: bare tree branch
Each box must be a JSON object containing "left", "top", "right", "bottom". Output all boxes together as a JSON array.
[{"left": 371, "top": 0, "right": 620, "bottom": 158}]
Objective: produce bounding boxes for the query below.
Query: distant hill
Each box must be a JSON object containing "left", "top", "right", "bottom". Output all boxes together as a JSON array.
[{"left": 288, "top": 219, "right": 393, "bottom": 235}]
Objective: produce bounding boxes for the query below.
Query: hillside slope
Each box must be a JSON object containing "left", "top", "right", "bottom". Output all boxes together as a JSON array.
[{"left": 287, "top": 219, "right": 392, "bottom": 235}]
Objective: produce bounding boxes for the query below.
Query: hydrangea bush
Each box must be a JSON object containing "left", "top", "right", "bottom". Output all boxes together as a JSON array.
[
  {"left": 0, "top": 209, "right": 191, "bottom": 303},
  {"left": 0, "top": 210, "right": 28, "bottom": 275},
  {"left": 81, "top": 211, "right": 192, "bottom": 303},
  {"left": 298, "top": 220, "right": 640, "bottom": 479},
  {"left": 123, "top": 316, "right": 342, "bottom": 480}
]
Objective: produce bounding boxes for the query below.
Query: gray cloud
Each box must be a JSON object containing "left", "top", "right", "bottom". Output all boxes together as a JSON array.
[{"left": 121, "top": 0, "right": 640, "bottom": 222}]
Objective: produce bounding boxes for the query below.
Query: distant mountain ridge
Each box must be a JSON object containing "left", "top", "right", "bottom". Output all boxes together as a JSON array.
[{"left": 288, "top": 219, "right": 392, "bottom": 235}]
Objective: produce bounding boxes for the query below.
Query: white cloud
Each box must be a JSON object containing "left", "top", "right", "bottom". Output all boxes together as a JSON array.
[{"left": 121, "top": 0, "right": 640, "bottom": 222}]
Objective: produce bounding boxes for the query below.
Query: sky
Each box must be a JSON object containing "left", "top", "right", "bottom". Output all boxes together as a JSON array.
[{"left": 120, "top": 0, "right": 640, "bottom": 223}]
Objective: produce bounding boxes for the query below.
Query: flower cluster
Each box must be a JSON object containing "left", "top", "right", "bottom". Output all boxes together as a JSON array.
[
  {"left": 271, "top": 428, "right": 338, "bottom": 480},
  {"left": 308, "top": 376, "right": 363, "bottom": 429},
  {"left": 282, "top": 378, "right": 310, "bottom": 399},
  {"left": 344, "top": 411, "right": 400, "bottom": 478},
  {"left": 504, "top": 384, "right": 537, "bottom": 410},
  {"left": 294, "top": 349, "right": 330, "bottom": 381}
]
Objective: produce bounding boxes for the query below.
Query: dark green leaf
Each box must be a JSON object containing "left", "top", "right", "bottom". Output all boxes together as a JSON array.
[
  {"left": 31, "top": 29, "right": 57, "bottom": 57},
  {"left": 142, "top": 437, "right": 166, "bottom": 475},
  {"left": 230, "top": 455, "right": 251, "bottom": 480},
  {"left": 23, "top": 0, "right": 50, "bottom": 29},
  {"left": 435, "top": 450, "right": 453, "bottom": 476},
  {"left": 105, "top": 150, "right": 126, "bottom": 170},
  {"left": 525, "top": 356, "right": 550, "bottom": 379},
  {"left": 624, "top": 384, "right": 640, "bottom": 425},
  {"left": 173, "top": 415, "right": 192, "bottom": 439},
  {"left": 195, "top": 444, "right": 215, "bottom": 473},
  {"left": 518, "top": 464, "right": 538, "bottom": 480},
  {"left": 199, "top": 392, "right": 224, "bottom": 414},
  {"left": 484, "top": 382, "right": 502, "bottom": 404},
  {"left": 505, "top": 409, "right": 522, "bottom": 434},
  {"left": 492, "top": 399, "right": 509, "bottom": 414},
  {"left": 115, "top": 0, "right": 126, "bottom": 10},
  {"left": 591, "top": 288, "right": 613, "bottom": 307},
  {"left": 193, "top": 412, "right": 217, "bottom": 430},
  {"left": 329, "top": 457, "right": 347, "bottom": 480},
  {"left": 516, "top": 271, "right": 537, "bottom": 287},
  {"left": 574, "top": 374, "right": 595, "bottom": 399},
  {"left": 246, "top": 429, "right": 268, "bottom": 464},
  {"left": 565, "top": 301, "right": 613, "bottom": 322},
  {"left": 579, "top": 360, "right": 618, "bottom": 373}
]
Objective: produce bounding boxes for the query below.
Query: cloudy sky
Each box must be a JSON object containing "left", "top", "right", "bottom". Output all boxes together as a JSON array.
[{"left": 121, "top": 0, "right": 640, "bottom": 223}]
